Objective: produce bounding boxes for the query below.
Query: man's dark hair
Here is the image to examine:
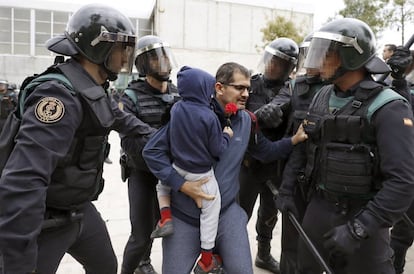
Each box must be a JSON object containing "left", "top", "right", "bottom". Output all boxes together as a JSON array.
[
  {"left": 385, "top": 44, "right": 397, "bottom": 52},
  {"left": 216, "top": 62, "right": 250, "bottom": 84}
]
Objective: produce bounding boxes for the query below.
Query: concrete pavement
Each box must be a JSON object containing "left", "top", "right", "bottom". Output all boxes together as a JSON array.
[{"left": 56, "top": 132, "right": 414, "bottom": 273}]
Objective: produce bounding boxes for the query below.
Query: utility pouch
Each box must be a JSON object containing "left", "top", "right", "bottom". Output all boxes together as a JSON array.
[{"left": 321, "top": 142, "right": 374, "bottom": 195}]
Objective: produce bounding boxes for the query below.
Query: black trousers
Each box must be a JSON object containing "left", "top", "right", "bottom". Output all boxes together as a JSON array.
[
  {"left": 297, "top": 194, "right": 394, "bottom": 274},
  {"left": 121, "top": 170, "right": 159, "bottom": 274},
  {"left": 37, "top": 202, "right": 117, "bottom": 274},
  {"left": 390, "top": 201, "right": 414, "bottom": 273},
  {"left": 238, "top": 163, "right": 279, "bottom": 242}
]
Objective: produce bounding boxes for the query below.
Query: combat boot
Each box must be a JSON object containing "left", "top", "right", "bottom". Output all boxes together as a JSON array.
[
  {"left": 134, "top": 259, "right": 158, "bottom": 274},
  {"left": 255, "top": 241, "right": 280, "bottom": 274}
]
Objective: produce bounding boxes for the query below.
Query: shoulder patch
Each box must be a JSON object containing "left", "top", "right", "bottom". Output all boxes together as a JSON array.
[{"left": 35, "top": 97, "right": 65, "bottom": 123}]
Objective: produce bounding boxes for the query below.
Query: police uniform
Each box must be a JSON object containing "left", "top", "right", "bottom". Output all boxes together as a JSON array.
[
  {"left": 238, "top": 73, "right": 291, "bottom": 269},
  {"left": 290, "top": 79, "right": 414, "bottom": 273},
  {"left": 0, "top": 88, "right": 17, "bottom": 132},
  {"left": 0, "top": 59, "right": 155, "bottom": 273},
  {"left": 120, "top": 79, "right": 178, "bottom": 274},
  {"left": 277, "top": 74, "right": 324, "bottom": 273},
  {"left": 389, "top": 80, "right": 414, "bottom": 274}
]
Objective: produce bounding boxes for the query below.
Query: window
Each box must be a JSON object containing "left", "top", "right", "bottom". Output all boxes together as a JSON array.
[{"left": 0, "top": 7, "right": 12, "bottom": 54}]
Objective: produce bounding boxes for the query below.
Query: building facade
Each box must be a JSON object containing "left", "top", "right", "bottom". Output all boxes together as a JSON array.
[{"left": 0, "top": 0, "right": 313, "bottom": 86}]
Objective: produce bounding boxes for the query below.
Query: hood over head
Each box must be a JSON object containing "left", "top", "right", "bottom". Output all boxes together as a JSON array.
[{"left": 177, "top": 66, "right": 215, "bottom": 105}]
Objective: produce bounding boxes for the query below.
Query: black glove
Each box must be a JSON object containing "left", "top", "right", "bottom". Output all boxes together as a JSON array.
[
  {"left": 275, "top": 191, "right": 299, "bottom": 219},
  {"left": 254, "top": 103, "right": 283, "bottom": 129},
  {"left": 323, "top": 220, "right": 366, "bottom": 256},
  {"left": 387, "top": 46, "right": 413, "bottom": 79}
]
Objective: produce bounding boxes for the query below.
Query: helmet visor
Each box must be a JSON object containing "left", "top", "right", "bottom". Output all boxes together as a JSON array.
[
  {"left": 258, "top": 46, "right": 296, "bottom": 81},
  {"left": 296, "top": 43, "right": 310, "bottom": 76},
  {"left": 136, "top": 43, "right": 178, "bottom": 78},
  {"left": 304, "top": 37, "right": 343, "bottom": 80},
  {"left": 106, "top": 42, "right": 136, "bottom": 75}
]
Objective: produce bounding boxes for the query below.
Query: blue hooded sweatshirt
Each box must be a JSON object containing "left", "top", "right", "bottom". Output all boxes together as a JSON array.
[{"left": 170, "top": 66, "right": 230, "bottom": 173}]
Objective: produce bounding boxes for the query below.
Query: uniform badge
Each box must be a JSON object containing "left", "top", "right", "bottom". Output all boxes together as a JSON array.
[{"left": 35, "top": 97, "right": 65, "bottom": 123}]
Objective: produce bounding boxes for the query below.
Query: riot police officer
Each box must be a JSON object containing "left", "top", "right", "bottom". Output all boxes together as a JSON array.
[
  {"left": 0, "top": 4, "right": 155, "bottom": 273},
  {"left": 0, "top": 80, "right": 17, "bottom": 132},
  {"left": 277, "top": 18, "right": 414, "bottom": 273},
  {"left": 385, "top": 46, "right": 414, "bottom": 274},
  {"left": 273, "top": 33, "right": 326, "bottom": 274},
  {"left": 119, "top": 35, "right": 179, "bottom": 274},
  {"left": 238, "top": 37, "right": 298, "bottom": 273}
]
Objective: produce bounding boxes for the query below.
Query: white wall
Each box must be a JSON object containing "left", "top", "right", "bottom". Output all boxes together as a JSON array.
[
  {"left": 155, "top": 0, "right": 313, "bottom": 77},
  {"left": 0, "top": 0, "right": 313, "bottom": 86}
]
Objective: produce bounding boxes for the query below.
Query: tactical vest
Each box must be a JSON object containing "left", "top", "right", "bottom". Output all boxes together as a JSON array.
[
  {"left": 303, "top": 81, "right": 405, "bottom": 198},
  {"left": 2, "top": 60, "right": 114, "bottom": 210},
  {"left": 125, "top": 80, "right": 179, "bottom": 129},
  {"left": 123, "top": 80, "right": 179, "bottom": 172},
  {"left": 288, "top": 75, "right": 323, "bottom": 135},
  {"left": 0, "top": 91, "right": 16, "bottom": 119}
]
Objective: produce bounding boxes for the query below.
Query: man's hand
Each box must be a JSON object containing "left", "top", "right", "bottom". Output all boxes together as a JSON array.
[
  {"left": 387, "top": 46, "right": 413, "bottom": 79},
  {"left": 179, "top": 177, "right": 214, "bottom": 208},
  {"left": 275, "top": 191, "right": 299, "bottom": 219},
  {"left": 323, "top": 222, "right": 363, "bottom": 256},
  {"left": 254, "top": 103, "right": 284, "bottom": 128},
  {"left": 291, "top": 124, "right": 308, "bottom": 145}
]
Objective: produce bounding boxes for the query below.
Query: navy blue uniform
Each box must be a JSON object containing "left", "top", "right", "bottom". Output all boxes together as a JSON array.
[
  {"left": 282, "top": 79, "right": 414, "bottom": 274},
  {"left": 119, "top": 79, "right": 178, "bottom": 274},
  {"left": 0, "top": 89, "right": 17, "bottom": 132},
  {"left": 0, "top": 59, "right": 155, "bottom": 274}
]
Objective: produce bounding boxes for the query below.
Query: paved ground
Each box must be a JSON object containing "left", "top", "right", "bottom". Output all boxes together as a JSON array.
[{"left": 56, "top": 132, "right": 414, "bottom": 274}]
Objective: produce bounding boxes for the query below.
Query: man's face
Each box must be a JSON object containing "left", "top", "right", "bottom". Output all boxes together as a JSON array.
[
  {"left": 0, "top": 83, "right": 7, "bottom": 94},
  {"left": 264, "top": 57, "right": 291, "bottom": 81},
  {"left": 148, "top": 53, "right": 172, "bottom": 78},
  {"left": 382, "top": 46, "right": 393, "bottom": 61},
  {"left": 216, "top": 71, "right": 250, "bottom": 110},
  {"left": 320, "top": 50, "right": 341, "bottom": 81},
  {"left": 106, "top": 42, "right": 135, "bottom": 74}
]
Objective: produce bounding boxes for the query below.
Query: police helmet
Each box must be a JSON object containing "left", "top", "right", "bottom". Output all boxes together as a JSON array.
[
  {"left": 46, "top": 4, "right": 137, "bottom": 80},
  {"left": 296, "top": 33, "right": 313, "bottom": 75},
  {"left": 258, "top": 37, "right": 299, "bottom": 81},
  {"left": 0, "top": 80, "right": 8, "bottom": 94},
  {"left": 135, "top": 35, "right": 177, "bottom": 81},
  {"left": 304, "top": 18, "right": 389, "bottom": 81}
]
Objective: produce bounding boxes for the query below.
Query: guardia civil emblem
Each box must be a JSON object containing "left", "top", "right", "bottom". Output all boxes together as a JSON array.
[{"left": 35, "top": 97, "right": 65, "bottom": 123}]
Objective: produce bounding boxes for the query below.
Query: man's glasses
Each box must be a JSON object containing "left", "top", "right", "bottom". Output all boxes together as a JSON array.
[{"left": 222, "top": 83, "right": 251, "bottom": 92}]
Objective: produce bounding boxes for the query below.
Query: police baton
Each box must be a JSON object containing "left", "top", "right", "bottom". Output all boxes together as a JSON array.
[
  {"left": 287, "top": 211, "right": 334, "bottom": 274},
  {"left": 378, "top": 32, "right": 414, "bottom": 82}
]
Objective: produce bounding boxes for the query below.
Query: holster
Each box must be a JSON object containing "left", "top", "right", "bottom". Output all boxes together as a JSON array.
[{"left": 120, "top": 152, "right": 131, "bottom": 182}]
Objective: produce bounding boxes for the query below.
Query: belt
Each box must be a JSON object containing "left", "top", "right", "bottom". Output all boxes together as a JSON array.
[{"left": 318, "top": 190, "right": 370, "bottom": 208}]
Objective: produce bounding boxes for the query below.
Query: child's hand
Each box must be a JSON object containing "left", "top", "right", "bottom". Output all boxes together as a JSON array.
[{"left": 223, "top": 126, "right": 233, "bottom": 138}]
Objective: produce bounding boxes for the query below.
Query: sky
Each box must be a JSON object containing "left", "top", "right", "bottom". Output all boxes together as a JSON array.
[{"left": 10, "top": 0, "right": 411, "bottom": 50}]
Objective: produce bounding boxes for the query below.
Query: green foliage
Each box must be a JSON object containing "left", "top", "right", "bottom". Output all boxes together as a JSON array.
[
  {"left": 390, "top": 0, "right": 414, "bottom": 44},
  {"left": 339, "top": 0, "right": 392, "bottom": 37},
  {"left": 260, "top": 16, "right": 304, "bottom": 47}
]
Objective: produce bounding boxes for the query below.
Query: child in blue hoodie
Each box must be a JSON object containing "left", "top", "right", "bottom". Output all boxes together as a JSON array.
[{"left": 151, "top": 66, "right": 233, "bottom": 273}]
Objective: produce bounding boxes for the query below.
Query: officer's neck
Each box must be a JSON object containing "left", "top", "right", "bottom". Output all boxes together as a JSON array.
[
  {"left": 78, "top": 58, "right": 107, "bottom": 85},
  {"left": 333, "top": 69, "right": 365, "bottom": 92},
  {"left": 146, "top": 75, "right": 168, "bottom": 93}
]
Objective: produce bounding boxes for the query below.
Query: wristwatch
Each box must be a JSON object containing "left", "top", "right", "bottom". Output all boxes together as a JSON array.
[{"left": 351, "top": 220, "right": 368, "bottom": 239}]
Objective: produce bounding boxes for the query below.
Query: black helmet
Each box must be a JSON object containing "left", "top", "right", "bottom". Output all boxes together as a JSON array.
[
  {"left": 46, "top": 4, "right": 137, "bottom": 80},
  {"left": 296, "top": 33, "right": 313, "bottom": 75},
  {"left": 304, "top": 18, "right": 389, "bottom": 81},
  {"left": 258, "top": 37, "right": 299, "bottom": 82},
  {"left": 0, "top": 80, "right": 8, "bottom": 94},
  {"left": 135, "top": 35, "right": 177, "bottom": 81}
]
